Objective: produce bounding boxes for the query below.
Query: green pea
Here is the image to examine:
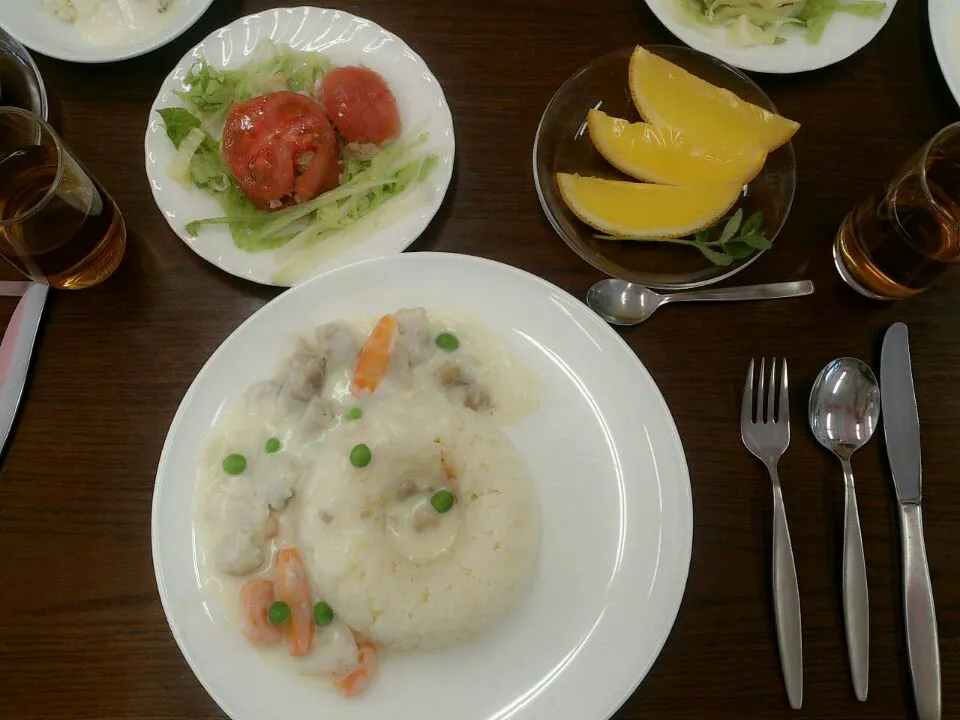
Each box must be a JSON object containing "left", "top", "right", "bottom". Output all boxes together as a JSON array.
[
  {"left": 268, "top": 601, "right": 291, "bottom": 626},
  {"left": 431, "top": 489, "right": 455, "bottom": 514},
  {"left": 222, "top": 453, "right": 246, "bottom": 475},
  {"left": 350, "top": 443, "right": 372, "bottom": 468},
  {"left": 313, "top": 601, "right": 334, "bottom": 627},
  {"left": 265, "top": 437, "right": 282, "bottom": 454},
  {"left": 435, "top": 332, "right": 460, "bottom": 352},
  {"left": 345, "top": 406, "right": 363, "bottom": 421}
]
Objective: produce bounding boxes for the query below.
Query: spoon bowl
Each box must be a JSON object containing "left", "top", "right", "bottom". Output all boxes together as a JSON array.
[{"left": 809, "top": 357, "right": 881, "bottom": 458}]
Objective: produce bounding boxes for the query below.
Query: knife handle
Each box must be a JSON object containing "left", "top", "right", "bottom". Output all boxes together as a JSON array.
[
  {"left": 841, "top": 459, "right": 869, "bottom": 701},
  {"left": 771, "top": 475, "right": 803, "bottom": 710},
  {"left": 900, "top": 504, "right": 941, "bottom": 720}
]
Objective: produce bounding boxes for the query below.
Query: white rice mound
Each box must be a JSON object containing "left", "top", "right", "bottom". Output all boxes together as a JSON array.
[{"left": 296, "top": 404, "right": 540, "bottom": 651}]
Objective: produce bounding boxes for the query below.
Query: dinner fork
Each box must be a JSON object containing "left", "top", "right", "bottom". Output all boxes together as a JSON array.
[{"left": 741, "top": 358, "right": 803, "bottom": 710}]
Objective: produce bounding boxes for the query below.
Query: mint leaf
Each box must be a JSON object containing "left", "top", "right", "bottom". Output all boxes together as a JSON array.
[
  {"left": 695, "top": 242, "right": 734, "bottom": 266},
  {"left": 739, "top": 232, "right": 773, "bottom": 250},
  {"left": 721, "top": 240, "right": 757, "bottom": 259},
  {"left": 718, "top": 209, "right": 744, "bottom": 244},
  {"left": 741, "top": 211, "right": 764, "bottom": 236}
]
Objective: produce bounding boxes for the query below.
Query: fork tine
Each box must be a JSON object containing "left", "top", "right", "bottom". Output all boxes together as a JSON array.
[
  {"left": 758, "top": 357, "right": 766, "bottom": 423},
  {"left": 741, "top": 358, "right": 755, "bottom": 425},
  {"left": 778, "top": 357, "right": 789, "bottom": 424},
  {"left": 766, "top": 357, "right": 778, "bottom": 423}
]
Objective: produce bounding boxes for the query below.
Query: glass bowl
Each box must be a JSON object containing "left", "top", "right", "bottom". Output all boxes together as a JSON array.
[{"left": 533, "top": 45, "right": 796, "bottom": 290}]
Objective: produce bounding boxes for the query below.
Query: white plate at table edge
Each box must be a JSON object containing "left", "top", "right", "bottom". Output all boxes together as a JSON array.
[
  {"left": 930, "top": 0, "right": 960, "bottom": 109},
  {"left": 642, "top": 0, "right": 898, "bottom": 74},
  {"left": 0, "top": 0, "right": 215, "bottom": 63},
  {"left": 152, "top": 252, "right": 693, "bottom": 720},
  {"left": 144, "top": 6, "right": 455, "bottom": 287}
]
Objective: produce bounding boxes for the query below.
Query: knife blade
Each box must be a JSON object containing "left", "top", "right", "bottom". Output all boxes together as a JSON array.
[
  {"left": 0, "top": 281, "right": 30, "bottom": 297},
  {"left": 880, "top": 322, "right": 941, "bottom": 720},
  {"left": 0, "top": 282, "right": 47, "bottom": 458}
]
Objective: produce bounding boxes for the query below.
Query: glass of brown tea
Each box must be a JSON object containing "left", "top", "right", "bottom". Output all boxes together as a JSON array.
[
  {"left": 834, "top": 122, "right": 960, "bottom": 300},
  {"left": 0, "top": 107, "right": 126, "bottom": 289}
]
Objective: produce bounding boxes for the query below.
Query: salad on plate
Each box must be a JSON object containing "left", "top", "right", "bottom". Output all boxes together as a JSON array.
[
  {"left": 673, "top": 0, "right": 887, "bottom": 47},
  {"left": 156, "top": 41, "right": 437, "bottom": 283}
]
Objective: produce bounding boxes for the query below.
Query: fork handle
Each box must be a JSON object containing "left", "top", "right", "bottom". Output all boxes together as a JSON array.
[{"left": 771, "top": 476, "right": 803, "bottom": 709}]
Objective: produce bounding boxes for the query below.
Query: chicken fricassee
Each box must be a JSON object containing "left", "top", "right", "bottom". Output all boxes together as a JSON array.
[{"left": 195, "top": 308, "right": 538, "bottom": 697}]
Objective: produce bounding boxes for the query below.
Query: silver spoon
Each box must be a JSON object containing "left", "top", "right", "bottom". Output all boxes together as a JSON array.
[
  {"left": 586, "top": 279, "right": 815, "bottom": 326},
  {"left": 809, "top": 357, "right": 880, "bottom": 702}
]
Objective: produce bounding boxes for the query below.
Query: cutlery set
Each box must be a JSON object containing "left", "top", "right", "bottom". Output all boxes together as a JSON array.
[{"left": 740, "top": 324, "right": 940, "bottom": 719}]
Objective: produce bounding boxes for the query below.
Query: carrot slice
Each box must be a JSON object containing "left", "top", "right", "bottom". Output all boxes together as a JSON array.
[
  {"left": 350, "top": 314, "right": 398, "bottom": 397},
  {"left": 274, "top": 548, "right": 314, "bottom": 657}
]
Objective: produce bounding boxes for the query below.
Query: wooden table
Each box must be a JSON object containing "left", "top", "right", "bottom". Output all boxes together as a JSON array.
[{"left": 0, "top": 1, "right": 956, "bottom": 718}]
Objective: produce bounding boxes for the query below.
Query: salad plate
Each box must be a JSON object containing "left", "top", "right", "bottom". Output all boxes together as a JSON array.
[
  {"left": 930, "top": 0, "right": 960, "bottom": 109},
  {"left": 642, "top": 0, "right": 898, "bottom": 74},
  {"left": 144, "top": 7, "right": 455, "bottom": 287},
  {"left": 153, "top": 252, "right": 693, "bottom": 720},
  {"left": 0, "top": 0, "right": 215, "bottom": 64}
]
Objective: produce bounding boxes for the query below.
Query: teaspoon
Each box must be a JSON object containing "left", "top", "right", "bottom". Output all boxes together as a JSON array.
[
  {"left": 808, "top": 357, "right": 881, "bottom": 702},
  {"left": 586, "top": 279, "right": 815, "bottom": 326}
]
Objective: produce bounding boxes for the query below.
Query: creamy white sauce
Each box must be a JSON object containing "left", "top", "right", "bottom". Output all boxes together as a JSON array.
[
  {"left": 194, "top": 308, "right": 538, "bottom": 687},
  {"left": 48, "top": 0, "right": 190, "bottom": 47}
]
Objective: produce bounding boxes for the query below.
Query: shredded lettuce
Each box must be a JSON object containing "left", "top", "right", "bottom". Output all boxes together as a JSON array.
[
  {"left": 156, "top": 43, "right": 437, "bottom": 268},
  {"left": 673, "top": 0, "right": 885, "bottom": 46},
  {"left": 175, "top": 41, "right": 332, "bottom": 129},
  {"left": 184, "top": 133, "right": 437, "bottom": 253}
]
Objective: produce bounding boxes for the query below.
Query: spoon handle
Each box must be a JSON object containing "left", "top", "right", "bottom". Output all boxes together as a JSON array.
[
  {"left": 663, "top": 281, "right": 814, "bottom": 304},
  {"left": 841, "top": 459, "right": 870, "bottom": 701}
]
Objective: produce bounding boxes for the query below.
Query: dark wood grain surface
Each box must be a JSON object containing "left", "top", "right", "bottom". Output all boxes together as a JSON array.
[{"left": 0, "top": 1, "right": 957, "bottom": 718}]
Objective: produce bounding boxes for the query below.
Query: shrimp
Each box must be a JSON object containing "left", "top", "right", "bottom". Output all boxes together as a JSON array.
[
  {"left": 350, "top": 314, "right": 398, "bottom": 397},
  {"left": 274, "top": 548, "right": 315, "bottom": 657},
  {"left": 333, "top": 637, "right": 379, "bottom": 698},
  {"left": 239, "top": 578, "right": 283, "bottom": 648}
]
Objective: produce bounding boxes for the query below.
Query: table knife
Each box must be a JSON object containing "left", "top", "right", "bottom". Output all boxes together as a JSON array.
[
  {"left": 880, "top": 322, "right": 941, "bottom": 720},
  {"left": 0, "top": 282, "right": 47, "bottom": 458}
]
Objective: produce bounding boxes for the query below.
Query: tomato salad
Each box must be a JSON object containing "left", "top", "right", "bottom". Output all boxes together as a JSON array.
[{"left": 157, "top": 41, "right": 436, "bottom": 282}]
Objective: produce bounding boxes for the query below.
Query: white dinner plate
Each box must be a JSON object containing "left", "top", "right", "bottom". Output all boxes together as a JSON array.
[
  {"left": 642, "top": 0, "right": 897, "bottom": 74},
  {"left": 930, "top": 0, "right": 960, "bottom": 109},
  {"left": 0, "top": 0, "right": 215, "bottom": 63},
  {"left": 152, "top": 252, "right": 693, "bottom": 720},
  {"left": 144, "top": 7, "right": 455, "bottom": 287}
]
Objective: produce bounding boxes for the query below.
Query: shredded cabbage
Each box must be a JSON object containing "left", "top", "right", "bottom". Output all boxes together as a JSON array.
[
  {"left": 673, "top": 0, "right": 886, "bottom": 46},
  {"left": 168, "top": 127, "right": 206, "bottom": 187}
]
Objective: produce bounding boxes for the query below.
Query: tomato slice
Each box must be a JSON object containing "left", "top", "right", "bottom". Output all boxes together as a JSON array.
[
  {"left": 318, "top": 66, "right": 401, "bottom": 146},
  {"left": 222, "top": 91, "right": 341, "bottom": 209}
]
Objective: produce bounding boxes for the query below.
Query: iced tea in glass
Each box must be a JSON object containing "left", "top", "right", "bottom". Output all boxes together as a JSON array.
[
  {"left": 834, "top": 122, "right": 960, "bottom": 300},
  {"left": 0, "top": 107, "right": 125, "bottom": 289}
]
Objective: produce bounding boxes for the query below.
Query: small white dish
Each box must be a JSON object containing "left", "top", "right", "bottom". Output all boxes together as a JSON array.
[
  {"left": 0, "top": 0, "right": 215, "bottom": 64},
  {"left": 930, "top": 0, "right": 960, "bottom": 108},
  {"left": 144, "top": 6, "right": 455, "bottom": 287},
  {"left": 152, "top": 252, "right": 693, "bottom": 720},
  {"left": 642, "top": 0, "right": 898, "bottom": 74}
]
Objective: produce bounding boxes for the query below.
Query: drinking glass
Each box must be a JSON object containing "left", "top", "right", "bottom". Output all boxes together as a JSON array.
[
  {"left": 834, "top": 122, "right": 960, "bottom": 300},
  {"left": 0, "top": 107, "right": 126, "bottom": 289}
]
